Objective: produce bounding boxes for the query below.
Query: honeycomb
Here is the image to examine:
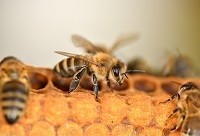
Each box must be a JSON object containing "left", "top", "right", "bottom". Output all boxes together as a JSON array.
[{"left": 0, "top": 66, "right": 199, "bottom": 136}]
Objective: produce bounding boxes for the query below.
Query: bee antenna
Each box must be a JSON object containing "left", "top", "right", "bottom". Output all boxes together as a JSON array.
[
  {"left": 122, "top": 70, "right": 145, "bottom": 79},
  {"left": 122, "top": 73, "right": 129, "bottom": 79},
  {"left": 171, "top": 81, "right": 182, "bottom": 85},
  {"left": 125, "top": 70, "right": 146, "bottom": 74}
]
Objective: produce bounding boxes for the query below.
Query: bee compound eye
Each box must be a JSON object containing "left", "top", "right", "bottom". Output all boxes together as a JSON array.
[
  {"left": 180, "top": 82, "right": 196, "bottom": 91},
  {"left": 112, "top": 66, "right": 120, "bottom": 77}
]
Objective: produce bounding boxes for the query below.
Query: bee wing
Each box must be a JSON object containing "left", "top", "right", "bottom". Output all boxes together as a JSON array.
[
  {"left": 109, "top": 33, "right": 139, "bottom": 53},
  {"left": 54, "top": 51, "right": 99, "bottom": 66},
  {"left": 71, "top": 34, "right": 103, "bottom": 54}
]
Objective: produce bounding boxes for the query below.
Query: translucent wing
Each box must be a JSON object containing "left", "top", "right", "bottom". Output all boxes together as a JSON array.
[
  {"left": 54, "top": 51, "right": 99, "bottom": 66},
  {"left": 109, "top": 33, "right": 139, "bottom": 53},
  {"left": 71, "top": 34, "right": 103, "bottom": 54}
]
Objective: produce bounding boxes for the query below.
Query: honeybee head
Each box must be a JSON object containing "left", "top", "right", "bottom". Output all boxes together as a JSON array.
[
  {"left": 179, "top": 82, "right": 199, "bottom": 93},
  {"left": 111, "top": 61, "right": 145, "bottom": 85},
  {"left": 0, "top": 56, "right": 25, "bottom": 80},
  {"left": 110, "top": 60, "right": 127, "bottom": 85}
]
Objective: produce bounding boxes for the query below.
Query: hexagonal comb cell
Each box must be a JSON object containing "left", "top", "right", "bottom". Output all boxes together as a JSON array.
[
  {"left": 29, "top": 72, "right": 48, "bottom": 90},
  {"left": 133, "top": 79, "right": 157, "bottom": 94},
  {"left": 80, "top": 76, "right": 102, "bottom": 91},
  {"left": 52, "top": 76, "right": 71, "bottom": 92},
  {"left": 161, "top": 81, "right": 180, "bottom": 95},
  {"left": 110, "top": 79, "right": 129, "bottom": 91}
]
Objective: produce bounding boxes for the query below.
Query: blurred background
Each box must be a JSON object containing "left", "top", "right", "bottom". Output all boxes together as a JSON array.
[{"left": 0, "top": 0, "right": 200, "bottom": 75}]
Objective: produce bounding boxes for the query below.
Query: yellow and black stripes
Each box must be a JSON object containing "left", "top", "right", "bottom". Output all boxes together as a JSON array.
[
  {"left": 54, "top": 58, "right": 87, "bottom": 78},
  {"left": 1, "top": 81, "right": 28, "bottom": 124}
]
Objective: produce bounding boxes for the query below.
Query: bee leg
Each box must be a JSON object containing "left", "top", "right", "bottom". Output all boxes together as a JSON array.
[
  {"left": 69, "top": 67, "right": 86, "bottom": 93},
  {"left": 106, "top": 74, "right": 112, "bottom": 91},
  {"left": 92, "top": 73, "right": 99, "bottom": 99},
  {"left": 168, "top": 107, "right": 181, "bottom": 118},
  {"left": 170, "top": 115, "right": 185, "bottom": 131},
  {"left": 165, "top": 107, "right": 184, "bottom": 131},
  {"left": 107, "top": 79, "right": 110, "bottom": 88},
  {"left": 160, "top": 93, "right": 180, "bottom": 104},
  {"left": 172, "top": 112, "right": 185, "bottom": 131}
]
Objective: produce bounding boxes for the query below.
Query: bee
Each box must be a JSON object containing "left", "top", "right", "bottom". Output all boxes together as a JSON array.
[
  {"left": 0, "top": 56, "right": 30, "bottom": 124},
  {"left": 54, "top": 51, "right": 137, "bottom": 99},
  {"left": 54, "top": 35, "right": 143, "bottom": 99},
  {"left": 161, "top": 82, "right": 200, "bottom": 135},
  {"left": 161, "top": 50, "right": 195, "bottom": 77}
]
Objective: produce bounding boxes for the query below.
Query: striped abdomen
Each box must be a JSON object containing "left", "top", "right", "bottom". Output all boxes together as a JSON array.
[
  {"left": 54, "top": 57, "right": 87, "bottom": 77},
  {"left": 1, "top": 81, "right": 28, "bottom": 124}
]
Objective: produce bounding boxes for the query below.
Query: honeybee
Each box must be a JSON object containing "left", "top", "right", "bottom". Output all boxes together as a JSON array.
[
  {"left": 71, "top": 33, "right": 139, "bottom": 54},
  {"left": 161, "top": 82, "right": 200, "bottom": 135},
  {"left": 0, "top": 56, "right": 30, "bottom": 124},
  {"left": 54, "top": 51, "right": 143, "bottom": 99},
  {"left": 161, "top": 51, "right": 195, "bottom": 77},
  {"left": 54, "top": 34, "right": 143, "bottom": 98}
]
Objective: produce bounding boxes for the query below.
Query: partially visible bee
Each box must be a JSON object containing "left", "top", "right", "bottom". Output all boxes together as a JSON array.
[
  {"left": 71, "top": 33, "right": 139, "bottom": 54},
  {"left": 127, "top": 57, "right": 153, "bottom": 75},
  {"left": 0, "top": 56, "right": 30, "bottom": 124},
  {"left": 161, "top": 51, "right": 195, "bottom": 77},
  {"left": 161, "top": 82, "right": 200, "bottom": 135}
]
